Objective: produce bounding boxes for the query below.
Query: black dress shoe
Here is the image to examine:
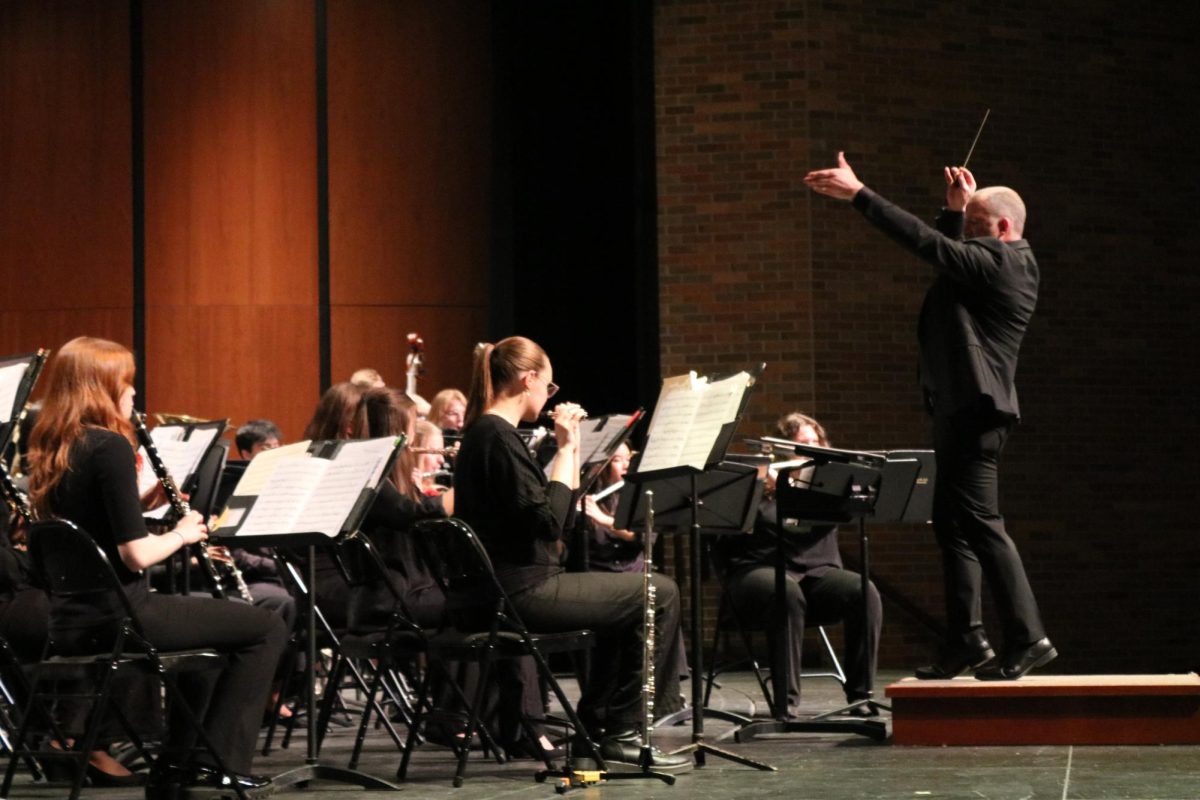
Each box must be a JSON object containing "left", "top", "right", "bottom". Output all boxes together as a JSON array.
[
  {"left": 915, "top": 632, "right": 996, "bottom": 679},
  {"left": 975, "top": 637, "right": 1057, "bottom": 681},
  {"left": 86, "top": 762, "right": 145, "bottom": 787},
  {"left": 572, "top": 730, "right": 693, "bottom": 773}
]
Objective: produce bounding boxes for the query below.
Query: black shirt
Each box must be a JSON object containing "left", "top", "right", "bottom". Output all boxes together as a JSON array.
[
  {"left": 712, "top": 499, "right": 842, "bottom": 580},
  {"left": 454, "top": 413, "right": 573, "bottom": 595}
]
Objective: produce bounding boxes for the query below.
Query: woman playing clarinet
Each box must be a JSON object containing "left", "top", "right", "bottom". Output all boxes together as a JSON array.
[{"left": 26, "top": 336, "right": 287, "bottom": 799}]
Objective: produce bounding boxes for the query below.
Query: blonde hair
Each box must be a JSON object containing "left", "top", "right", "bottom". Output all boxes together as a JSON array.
[{"left": 428, "top": 388, "right": 467, "bottom": 430}]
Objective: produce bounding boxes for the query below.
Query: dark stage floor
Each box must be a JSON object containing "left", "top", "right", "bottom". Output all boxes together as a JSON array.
[{"left": 5, "top": 670, "right": 1199, "bottom": 800}]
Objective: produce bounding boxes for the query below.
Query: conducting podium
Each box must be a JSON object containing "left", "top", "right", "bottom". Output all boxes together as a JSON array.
[
  {"left": 734, "top": 438, "right": 934, "bottom": 742},
  {"left": 212, "top": 434, "right": 407, "bottom": 792},
  {"left": 614, "top": 366, "right": 774, "bottom": 771}
]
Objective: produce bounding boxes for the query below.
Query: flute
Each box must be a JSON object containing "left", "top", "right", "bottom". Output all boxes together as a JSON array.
[{"left": 590, "top": 479, "right": 624, "bottom": 502}]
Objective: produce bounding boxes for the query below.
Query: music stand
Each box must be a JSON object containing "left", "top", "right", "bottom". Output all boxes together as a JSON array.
[{"left": 614, "top": 364, "right": 774, "bottom": 771}]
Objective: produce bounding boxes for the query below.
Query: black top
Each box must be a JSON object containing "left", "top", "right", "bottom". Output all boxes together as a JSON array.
[
  {"left": 45, "top": 427, "right": 152, "bottom": 638},
  {"left": 49, "top": 428, "right": 149, "bottom": 585},
  {"left": 580, "top": 490, "right": 643, "bottom": 573},
  {"left": 852, "top": 186, "right": 1038, "bottom": 420},
  {"left": 712, "top": 498, "right": 842, "bottom": 580},
  {"left": 454, "top": 413, "right": 573, "bottom": 595}
]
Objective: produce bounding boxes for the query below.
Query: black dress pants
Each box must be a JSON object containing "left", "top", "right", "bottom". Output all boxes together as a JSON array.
[
  {"left": 124, "top": 591, "right": 287, "bottom": 775},
  {"left": 724, "top": 565, "right": 881, "bottom": 704},
  {"left": 509, "top": 571, "right": 681, "bottom": 734},
  {"left": 932, "top": 409, "right": 1045, "bottom": 649}
]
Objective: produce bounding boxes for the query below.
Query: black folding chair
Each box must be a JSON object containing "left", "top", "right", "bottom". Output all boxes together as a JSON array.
[
  {"left": 409, "top": 517, "right": 604, "bottom": 787},
  {"left": 0, "top": 519, "right": 239, "bottom": 800}
]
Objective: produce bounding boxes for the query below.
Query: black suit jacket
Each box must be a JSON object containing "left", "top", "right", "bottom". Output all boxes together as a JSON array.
[{"left": 852, "top": 187, "right": 1038, "bottom": 419}]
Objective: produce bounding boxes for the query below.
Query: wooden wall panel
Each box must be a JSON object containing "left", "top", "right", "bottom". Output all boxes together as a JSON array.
[
  {"left": 327, "top": 0, "right": 491, "bottom": 309},
  {"left": 0, "top": 0, "right": 131, "bottom": 335},
  {"left": 330, "top": 306, "right": 486, "bottom": 402},
  {"left": 142, "top": 0, "right": 319, "bottom": 439}
]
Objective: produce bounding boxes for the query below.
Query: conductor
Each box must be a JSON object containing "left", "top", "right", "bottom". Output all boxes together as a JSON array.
[{"left": 803, "top": 153, "right": 1055, "bottom": 681}]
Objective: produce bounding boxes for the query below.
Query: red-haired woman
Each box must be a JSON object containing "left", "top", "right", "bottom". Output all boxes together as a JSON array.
[
  {"left": 27, "top": 336, "right": 287, "bottom": 799},
  {"left": 454, "top": 336, "right": 690, "bottom": 771}
]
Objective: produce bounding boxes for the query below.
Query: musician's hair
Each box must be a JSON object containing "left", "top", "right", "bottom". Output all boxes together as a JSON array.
[
  {"left": 304, "top": 382, "right": 366, "bottom": 441},
  {"left": 235, "top": 419, "right": 282, "bottom": 456},
  {"left": 354, "top": 386, "right": 419, "bottom": 500},
  {"left": 974, "top": 186, "right": 1026, "bottom": 237},
  {"left": 27, "top": 336, "right": 137, "bottom": 514},
  {"left": 775, "top": 411, "right": 830, "bottom": 447},
  {"left": 464, "top": 336, "right": 548, "bottom": 429},
  {"left": 350, "top": 367, "right": 384, "bottom": 388},
  {"left": 414, "top": 419, "right": 442, "bottom": 448},
  {"left": 428, "top": 388, "right": 467, "bottom": 430}
]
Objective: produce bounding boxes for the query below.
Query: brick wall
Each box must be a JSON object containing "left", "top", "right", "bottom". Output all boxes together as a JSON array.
[{"left": 655, "top": 0, "right": 1200, "bottom": 673}]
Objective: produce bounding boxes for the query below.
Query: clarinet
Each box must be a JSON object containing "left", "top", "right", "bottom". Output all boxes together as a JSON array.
[
  {"left": 131, "top": 412, "right": 246, "bottom": 601},
  {"left": 640, "top": 489, "right": 657, "bottom": 763},
  {"left": 0, "top": 458, "right": 33, "bottom": 527}
]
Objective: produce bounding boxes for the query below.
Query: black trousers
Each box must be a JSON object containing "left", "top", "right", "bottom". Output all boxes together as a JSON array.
[
  {"left": 932, "top": 410, "right": 1045, "bottom": 649},
  {"left": 124, "top": 591, "right": 287, "bottom": 775},
  {"left": 724, "top": 565, "right": 881, "bottom": 704},
  {"left": 510, "top": 571, "right": 682, "bottom": 734}
]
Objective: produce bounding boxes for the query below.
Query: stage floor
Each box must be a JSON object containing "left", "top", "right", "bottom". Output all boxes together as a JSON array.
[{"left": 5, "top": 669, "right": 1199, "bottom": 799}]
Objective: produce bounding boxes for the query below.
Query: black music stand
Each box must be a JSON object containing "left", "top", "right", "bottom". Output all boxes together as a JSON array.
[
  {"left": 212, "top": 437, "right": 405, "bottom": 793},
  {"left": 733, "top": 441, "right": 932, "bottom": 742},
  {"left": 614, "top": 364, "right": 773, "bottom": 771}
]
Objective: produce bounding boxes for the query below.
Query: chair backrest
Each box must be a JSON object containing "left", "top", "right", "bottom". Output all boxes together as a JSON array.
[
  {"left": 336, "top": 532, "right": 423, "bottom": 635},
  {"left": 411, "top": 518, "right": 508, "bottom": 630}
]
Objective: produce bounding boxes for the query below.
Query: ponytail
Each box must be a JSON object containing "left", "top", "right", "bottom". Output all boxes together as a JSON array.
[{"left": 464, "top": 336, "right": 548, "bottom": 429}]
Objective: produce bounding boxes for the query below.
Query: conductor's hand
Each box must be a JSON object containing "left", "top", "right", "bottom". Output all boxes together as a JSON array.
[
  {"left": 172, "top": 511, "right": 208, "bottom": 547},
  {"left": 551, "top": 402, "right": 586, "bottom": 452},
  {"left": 803, "top": 151, "right": 865, "bottom": 200},
  {"left": 944, "top": 165, "right": 977, "bottom": 211}
]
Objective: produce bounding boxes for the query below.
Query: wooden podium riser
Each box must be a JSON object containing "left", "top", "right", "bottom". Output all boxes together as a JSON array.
[{"left": 891, "top": 696, "right": 1200, "bottom": 746}]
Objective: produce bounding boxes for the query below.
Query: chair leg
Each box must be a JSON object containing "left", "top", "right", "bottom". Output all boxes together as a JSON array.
[
  {"left": 397, "top": 666, "right": 436, "bottom": 782},
  {"left": 348, "top": 663, "right": 385, "bottom": 770}
]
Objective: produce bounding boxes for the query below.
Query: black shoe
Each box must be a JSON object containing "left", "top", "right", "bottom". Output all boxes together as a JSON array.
[
  {"left": 915, "top": 631, "right": 996, "bottom": 679},
  {"left": 86, "top": 761, "right": 145, "bottom": 787},
  {"left": 502, "top": 734, "right": 567, "bottom": 762},
  {"left": 975, "top": 637, "right": 1057, "bottom": 681},
  {"left": 574, "top": 730, "right": 692, "bottom": 773},
  {"left": 182, "top": 767, "right": 274, "bottom": 796}
]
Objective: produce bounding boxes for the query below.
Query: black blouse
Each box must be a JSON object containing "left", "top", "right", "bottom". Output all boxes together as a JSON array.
[
  {"left": 453, "top": 413, "right": 573, "bottom": 595},
  {"left": 712, "top": 498, "right": 843, "bottom": 580}
]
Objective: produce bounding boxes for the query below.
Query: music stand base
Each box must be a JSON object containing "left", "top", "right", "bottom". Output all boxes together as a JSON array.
[
  {"left": 735, "top": 716, "right": 888, "bottom": 742},
  {"left": 272, "top": 763, "right": 402, "bottom": 791},
  {"left": 668, "top": 741, "right": 776, "bottom": 771},
  {"left": 654, "top": 706, "right": 753, "bottom": 728}
]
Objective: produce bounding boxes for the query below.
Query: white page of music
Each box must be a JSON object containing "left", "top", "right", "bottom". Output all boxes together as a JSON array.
[
  {"left": 231, "top": 440, "right": 312, "bottom": 498},
  {"left": 290, "top": 437, "right": 397, "bottom": 536},
  {"left": 237, "top": 458, "right": 330, "bottom": 536},
  {"left": 0, "top": 362, "right": 27, "bottom": 424},
  {"left": 638, "top": 373, "right": 703, "bottom": 473}
]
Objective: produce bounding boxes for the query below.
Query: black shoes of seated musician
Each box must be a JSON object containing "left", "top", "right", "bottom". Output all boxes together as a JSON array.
[
  {"left": 914, "top": 630, "right": 996, "bottom": 680},
  {"left": 974, "top": 637, "right": 1058, "bottom": 681},
  {"left": 570, "top": 729, "right": 693, "bottom": 773},
  {"left": 144, "top": 763, "right": 274, "bottom": 800}
]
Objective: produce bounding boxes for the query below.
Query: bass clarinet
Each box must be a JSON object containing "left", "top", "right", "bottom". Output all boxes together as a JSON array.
[{"left": 132, "top": 412, "right": 252, "bottom": 602}]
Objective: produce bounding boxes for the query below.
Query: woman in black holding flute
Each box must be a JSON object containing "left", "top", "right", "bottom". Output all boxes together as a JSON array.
[
  {"left": 27, "top": 336, "right": 287, "bottom": 799},
  {"left": 453, "top": 336, "right": 690, "bottom": 771}
]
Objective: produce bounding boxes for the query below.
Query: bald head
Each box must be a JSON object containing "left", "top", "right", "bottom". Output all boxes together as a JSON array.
[{"left": 965, "top": 186, "right": 1026, "bottom": 240}]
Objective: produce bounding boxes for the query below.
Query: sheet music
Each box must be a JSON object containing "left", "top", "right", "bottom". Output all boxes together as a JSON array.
[
  {"left": 0, "top": 362, "right": 28, "bottom": 424},
  {"left": 639, "top": 371, "right": 751, "bottom": 472},
  {"left": 236, "top": 458, "right": 329, "bottom": 536},
  {"left": 230, "top": 440, "right": 312, "bottom": 497},
  {"left": 290, "top": 437, "right": 397, "bottom": 535},
  {"left": 580, "top": 414, "right": 634, "bottom": 465}
]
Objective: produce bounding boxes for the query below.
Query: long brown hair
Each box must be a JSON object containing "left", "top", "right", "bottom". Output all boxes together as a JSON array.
[
  {"left": 464, "top": 336, "right": 547, "bottom": 429},
  {"left": 27, "top": 336, "right": 137, "bottom": 514},
  {"left": 354, "top": 386, "right": 418, "bottom": 500},
  {"left": 303, "top": 381, "right": 365, "bottom": 441}
]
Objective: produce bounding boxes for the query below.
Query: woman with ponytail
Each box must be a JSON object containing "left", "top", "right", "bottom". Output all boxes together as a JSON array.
[
  {"left": 453, "top": 337, "right": 690, "bottom": 772},
  {"left": 27, "top": 337, "right": 287, "bottom": 799}
]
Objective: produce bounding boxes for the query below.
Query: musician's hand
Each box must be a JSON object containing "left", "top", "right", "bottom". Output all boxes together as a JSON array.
[
  {"left": 803, "top": 151, "right": 864, "bottom": 200},
  {"left": 944, "top": 165, "right": 976, "bottom": 211},
  {"left": 551, "top": 403, "right": 586, "bottom": 451},
  {"left": 173, "top": 511, "right": 208, "bottom": 546},
  {"left": 583, "top": 496, "right": 614, "bottom": 528}
]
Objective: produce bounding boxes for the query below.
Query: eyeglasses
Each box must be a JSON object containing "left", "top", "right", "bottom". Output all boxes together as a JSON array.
[{"left": 530, "top": 372, "right": 559, "bottom": 398}]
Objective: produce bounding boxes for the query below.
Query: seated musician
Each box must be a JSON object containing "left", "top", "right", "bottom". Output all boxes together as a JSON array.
[
  {"left": 26, "top": 336, "right": 287, "bottom": 797},
  {"left": 454, "top": 336, "right": 690, "bottom": 771},
  {"left": 427, "top": 388, "right": 467, "bottom": 435},
  {"left": 233, "top": 419, "right": 281, "bottom": 460},
  {"left": 413, "top": 419, "right": 452, "bottom": 496},
  {"left": 712, "top": 411, "right": 882, "bottom": 717}
]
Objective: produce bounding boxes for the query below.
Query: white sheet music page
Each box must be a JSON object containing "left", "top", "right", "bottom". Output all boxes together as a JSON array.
[
  {"left": 638, "top": 373, "right": 703, "bottom": 473},
  {"left": 0, "top": 362, "right": 28, "bottom": 424},
  {"left": 237, "top": 458, "right": 329, "bottom": 536},
  {"left": 230, "top": 440, "right": 312, "bottom": 498},
  {"left": 290, "top": 436, "right": 398, "bottom": 536}
]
